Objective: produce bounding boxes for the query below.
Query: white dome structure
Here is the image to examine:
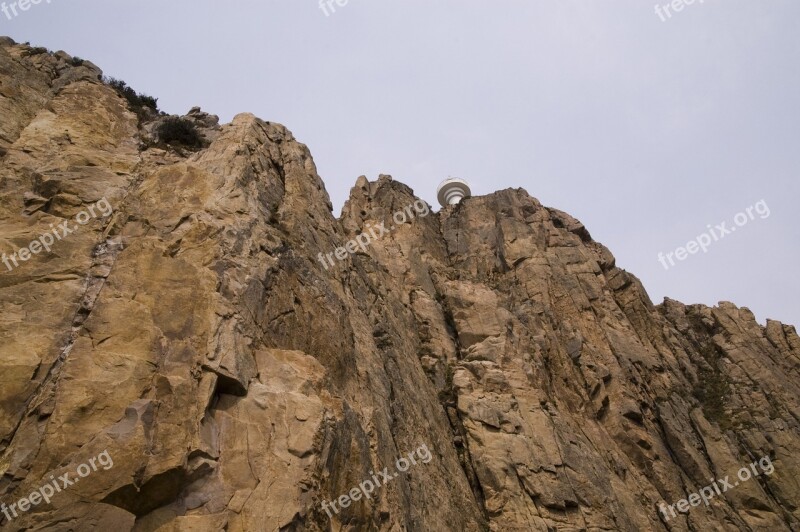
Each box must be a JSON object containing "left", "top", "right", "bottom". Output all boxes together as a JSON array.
[{"left": 437, "top": 178, "right": 471, "bottom": 207}]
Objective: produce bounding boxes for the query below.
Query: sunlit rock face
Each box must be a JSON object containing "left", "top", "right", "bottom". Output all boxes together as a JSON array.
[{"left": 0, "top": 39, "right": 798, "bottom": 531}]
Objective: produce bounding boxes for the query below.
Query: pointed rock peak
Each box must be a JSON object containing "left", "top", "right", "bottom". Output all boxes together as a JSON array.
[{"left": 355, "top": 175, "right": 369, "bottom": 190}]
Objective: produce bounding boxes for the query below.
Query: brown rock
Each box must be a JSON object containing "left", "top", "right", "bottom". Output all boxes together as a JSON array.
[{"left": 1, "top": 43, "right": 798, "bottom": 531}]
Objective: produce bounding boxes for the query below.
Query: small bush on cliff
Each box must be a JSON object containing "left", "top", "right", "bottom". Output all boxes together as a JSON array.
[
  {"left": 103, "top": 76, "right": 159, "bottom": 117},
  {"left": 156, "top": 117, "right": 204, "bottom": 149},
  {"left": 692, "top": 344, "right": 733, "bottom": 429}
]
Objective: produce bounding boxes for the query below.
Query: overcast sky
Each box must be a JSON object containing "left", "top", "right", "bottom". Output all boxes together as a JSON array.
[{"left": 4, "top": 0, "right": 798, "bottom": 327}]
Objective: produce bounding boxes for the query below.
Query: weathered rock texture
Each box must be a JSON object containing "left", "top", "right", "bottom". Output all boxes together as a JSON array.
[{"left": 1, "top": 40, "right": 798, "bottom": 531}]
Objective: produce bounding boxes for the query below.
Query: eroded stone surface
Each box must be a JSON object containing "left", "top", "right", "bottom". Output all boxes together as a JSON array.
[{"left": 1, "top": 41, "right": 798, "bottom": 531}]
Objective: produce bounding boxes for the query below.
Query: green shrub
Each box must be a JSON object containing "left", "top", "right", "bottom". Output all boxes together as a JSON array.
[
  {"left": 103, "top": 76, "right": 159, "bottom": 117},
  {"left": 71, "top": 56, "right": 84, "bottom": 67},
  {"left": 156, "top": 117, "right": 204, "bottom": 149},
  {"left": 138, "top": 94, "right": 158, "bottom": 110}
]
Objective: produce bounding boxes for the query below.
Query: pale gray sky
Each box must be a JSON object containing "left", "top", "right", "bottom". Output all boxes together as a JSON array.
[{"left": 4, "top": 0, "right": 799, "bottom": 326}]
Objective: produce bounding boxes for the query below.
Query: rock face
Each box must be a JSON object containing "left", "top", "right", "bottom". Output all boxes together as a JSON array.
[{"left": 1, "top": 40, "right": 798, "bottom": 531}]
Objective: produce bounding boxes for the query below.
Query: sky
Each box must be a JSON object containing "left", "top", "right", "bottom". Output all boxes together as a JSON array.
[{"left": 3, "top": 0, "right": 799, "bottom": 327}]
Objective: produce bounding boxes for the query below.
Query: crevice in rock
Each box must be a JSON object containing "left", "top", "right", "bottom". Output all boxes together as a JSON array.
[
  {"left": 0, "top": 231, "right": 125, "bottom": 468},
  {"left": 431, "top": 290, "right": 490, "bottom": 526}
]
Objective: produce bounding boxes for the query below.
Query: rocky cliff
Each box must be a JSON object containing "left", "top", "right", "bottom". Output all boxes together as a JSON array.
[{"left": 0, "top": 39, "right": 798, "bottom": 532}]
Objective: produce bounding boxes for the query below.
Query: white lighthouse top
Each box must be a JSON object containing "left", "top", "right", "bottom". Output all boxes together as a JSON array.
[{"left": 437, "top": 178, "right": 471, "bottom": 207}]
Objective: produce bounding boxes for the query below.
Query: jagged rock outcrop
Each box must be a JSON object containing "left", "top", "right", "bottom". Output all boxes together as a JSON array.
[{"left": 1, "top": 39, "right": 798, "bottom": 531}]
